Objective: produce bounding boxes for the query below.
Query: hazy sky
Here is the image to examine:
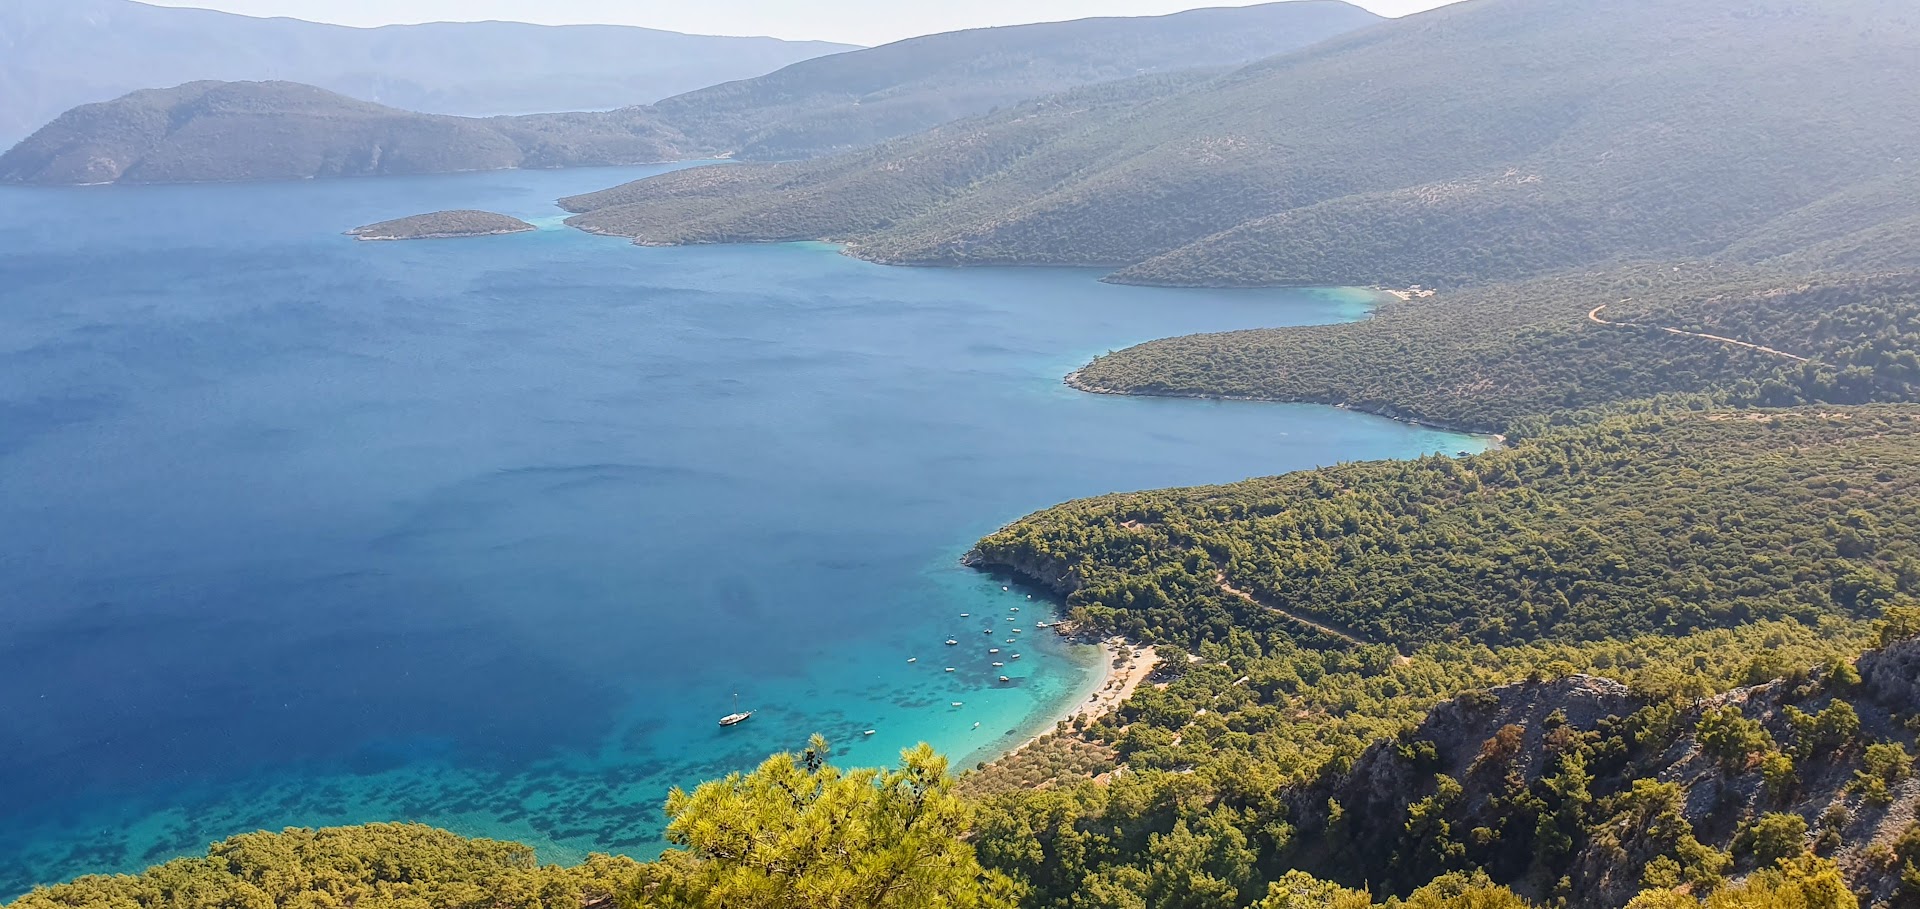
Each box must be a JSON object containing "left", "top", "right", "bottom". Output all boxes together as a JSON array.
[{"left": 141, "top": 0, "right": 1465, "bottom": 45}]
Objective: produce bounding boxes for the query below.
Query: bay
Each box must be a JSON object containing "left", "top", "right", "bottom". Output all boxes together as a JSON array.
[{"left": 0, "top": 164, "right": 1486, "bottom": 895}]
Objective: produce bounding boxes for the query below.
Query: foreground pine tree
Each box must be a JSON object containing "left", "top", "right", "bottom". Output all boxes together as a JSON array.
[{"left": 631, "top": 736, "right": 1017, "bottom": 909}]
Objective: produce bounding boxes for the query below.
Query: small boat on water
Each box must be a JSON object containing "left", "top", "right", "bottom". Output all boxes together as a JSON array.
[
  {"left": 864, "top": 730, "right": 877, "bottom": 736},
  {"left": 999, "top": 676, "right": 1011, "bottom": 683},
  {"left": 952, "top": 701, "right": 964, "bottom": 707},
  {"left": 946, "top": 667, "right": 956, "bottom": 672},
  {"left": 908, "top": 657, "right": 918, "bottom": 663},
  {"left": 990, "top": 648, "right": 1000, "bottom": 654},
  {"left": 1001, "top": 587, "right": 1009, "bottom": 591},
  {"left": 1005, "top": 639, "right": 1016, "bottom": 644},
  {"left": 718, "top": 693, "right": 752, "bottom": 728},
  {"left": 945, "top": 639, "right": 959, "bottom": 646},
  {"left": 992, "top": 662, "right": 1004, "bottom": 667},
  {"left": 983, "top": 629, "right": 994, "bottom": 634},
  {"left": 961, "top": 613, "right": 970, "bottom": 617},
  {"left": 1012, "top": 607, "right": 1020, "bottom": 612},
  {"left": 1011, "top": 654, "right": 1022, "bottom": 660}
]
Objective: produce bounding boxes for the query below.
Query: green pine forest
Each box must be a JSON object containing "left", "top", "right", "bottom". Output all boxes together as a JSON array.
[{"left": 15, "top": 1, "right": 1920, "bottom": 909}]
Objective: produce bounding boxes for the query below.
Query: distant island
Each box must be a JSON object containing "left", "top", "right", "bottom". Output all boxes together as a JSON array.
[{"left": 346, "top": 211, "right": 536, "bottom": 241}]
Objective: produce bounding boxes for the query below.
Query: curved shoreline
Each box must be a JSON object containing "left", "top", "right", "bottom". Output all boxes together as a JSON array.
[
  {"left": 962, "top": 632, "right": 1157, "bottom": 771},
  {"left": 1013, "top": 636, "right": 1157, "bottom": 757},
  {"left": 1064, "top": 368, "right": 1508, "bottom": 446},
  {"left": 968, "top": 351, "right": 1500, "bottom": 770},
  {"left": 577, "top": 235, "right": 1496, "bottom": 445},
  {"left": 569, "top": 231, "right": 1488, "bottom": 444}
]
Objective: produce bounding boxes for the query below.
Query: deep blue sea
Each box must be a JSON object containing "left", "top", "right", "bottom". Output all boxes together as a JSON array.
[{"left": 0, "top": 164, "right": 1486, "bottom": 895}]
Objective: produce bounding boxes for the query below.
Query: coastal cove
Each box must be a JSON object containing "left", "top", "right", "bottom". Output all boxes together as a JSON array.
[{"left": 0, "top": 164, "right": 1489, "bottom": 897}]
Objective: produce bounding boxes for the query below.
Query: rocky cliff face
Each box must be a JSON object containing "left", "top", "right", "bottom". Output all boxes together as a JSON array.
[
  {"left": 1287, "top": 676, "right": 1640, "bottom": 899},
  {"left": 961, "top": 546, "right": 1082, "bottom": 598},
  {"left": 1289, "top": 640, "right": 1920, "bottom": 908},
  {"left": 1860, "top": 638, "right": 1920, "bottom": 714}
]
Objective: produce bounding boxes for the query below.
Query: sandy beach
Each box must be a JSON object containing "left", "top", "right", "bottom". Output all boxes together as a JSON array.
[
  {"left": 998, "top": 636, "right": 1158, "bottom": 761},
  {"left": 1376, "top": 286, "right": 1436, "bottom": 302}
]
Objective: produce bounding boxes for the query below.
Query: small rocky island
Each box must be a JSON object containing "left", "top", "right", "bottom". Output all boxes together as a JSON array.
[{"left": 347, "top": 210, "right": 537, "bottom": 241}]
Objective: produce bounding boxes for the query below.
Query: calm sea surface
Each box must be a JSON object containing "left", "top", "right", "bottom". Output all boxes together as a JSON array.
[{"left": 0, "top": 164, "right": 1486, "bottom": 895}]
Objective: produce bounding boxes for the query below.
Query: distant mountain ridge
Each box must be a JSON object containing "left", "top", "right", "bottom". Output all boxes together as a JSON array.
[
  {"left": 562, "top": 0, "right": 1920, "bottom": 288},
  {"left": 0, "top": 1, "right": 1386, "bottom": 185},
  {"left": 0, "top": 0, "right": 856, "bottom": 148},
  {"left": 0, "top": 82, "right": 687, "bottom": 185},
  {"left": 648, "top": 0, "right": 1383, "bottom": 161}
]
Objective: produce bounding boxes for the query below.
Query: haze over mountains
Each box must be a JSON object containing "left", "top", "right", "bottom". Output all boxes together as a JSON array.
[
  {"left": 0, "top": 1, "right": 1383, "bottom": 185},
  {"left": 0, "top": 81, "right": 689, "bottom": 185},
  {"left": 0, "top": 0, "right": 856, "bottom": 148},
  {"left": 648, "top": 0, "right": 1381, "bottom": 161},
  {"left": 566, "top": 0, "right": 1920, "bottom": 288}
]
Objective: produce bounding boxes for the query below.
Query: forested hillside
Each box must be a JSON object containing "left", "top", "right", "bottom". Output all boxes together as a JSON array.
[
  {"left": 1073, "top": 269, "right": 1920, "bottom": 432},
  {"left": 565, "top": 0, "right": 1920, "bottom": 288},
  {"left": 972, "top": 409, "right": 1920, "bottom": 649},
  {"left": 646, "top": 1, "right": 1379, "bottom": 161},
  {"left": 1290, "top": 633, "right": 1920, "bottom": 907},
  {"left": 951, "top": 403, "right": 1920, "bottom": 907}
]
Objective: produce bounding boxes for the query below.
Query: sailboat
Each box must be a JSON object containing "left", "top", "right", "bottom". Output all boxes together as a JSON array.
[{"left": 718, "top": 693, "right": 753, "bottom": 727}]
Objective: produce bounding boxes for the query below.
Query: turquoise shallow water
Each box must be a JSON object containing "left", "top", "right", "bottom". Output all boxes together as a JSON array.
[{"left": 0, "top": 164, "right": 1488, "bottom": 895}]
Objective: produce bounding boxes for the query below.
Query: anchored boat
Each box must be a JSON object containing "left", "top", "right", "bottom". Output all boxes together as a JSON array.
[{"left": 719, "top": 693, "right": 753, "bottom": 727}]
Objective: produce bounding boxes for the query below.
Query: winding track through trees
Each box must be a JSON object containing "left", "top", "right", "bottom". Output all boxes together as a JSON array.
[
  {"left": 1215, "top": 571, "right": 1371, "bottom": 648},
  {"left": 1206, "top": 301, "right": 1812, "bottom": 655},
  {"left": 1588, "top": 303, "right": 1810, "bottom": 362}
]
